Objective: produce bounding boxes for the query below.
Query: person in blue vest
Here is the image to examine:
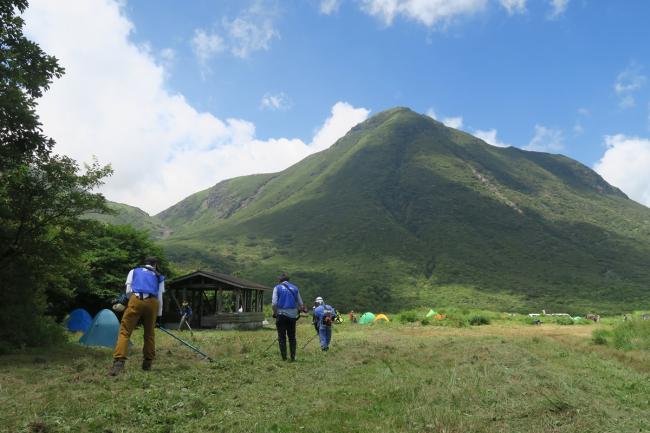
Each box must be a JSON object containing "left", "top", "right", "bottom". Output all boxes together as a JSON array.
[
  {"left": 313, "top": 299, "right": 337, "bottom": 351},
  {"left": 271, "top": 272, "right": 305, "bottom": 361},
  {"left": 178, "top": 300, "right": 193, "bottom": 331},
  {"left": 109, "top": 256, "right": 165, "bottom": 376}
]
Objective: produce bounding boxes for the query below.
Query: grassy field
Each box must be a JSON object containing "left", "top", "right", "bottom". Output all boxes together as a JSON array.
[{"left": 2, "top": 320, "right": 650, "bottom": 433}]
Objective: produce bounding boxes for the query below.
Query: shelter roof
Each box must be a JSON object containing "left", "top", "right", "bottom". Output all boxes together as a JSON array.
[{"left": 167, "top": 270, "right": 272, "bottom": 291}]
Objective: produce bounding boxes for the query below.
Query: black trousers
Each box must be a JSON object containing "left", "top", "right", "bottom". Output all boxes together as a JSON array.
[{"left": 276, "top": 314, "right": 297, "bottom": 360}]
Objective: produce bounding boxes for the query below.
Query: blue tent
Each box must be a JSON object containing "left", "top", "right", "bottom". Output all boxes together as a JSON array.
[
  {"left": 79, "top": 309, "right": 120, "bottom": 348},
  {"left": 65, "top": 308, "right": 92, "bottom": 332}
]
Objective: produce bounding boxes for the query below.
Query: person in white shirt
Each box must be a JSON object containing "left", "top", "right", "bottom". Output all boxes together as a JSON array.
[{"left": 109, "top": 256, "right": 165, "bottom": 376}]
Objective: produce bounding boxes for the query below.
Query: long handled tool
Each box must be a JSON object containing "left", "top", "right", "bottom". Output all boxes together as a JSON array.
[
  {"left": 158, "top": 325, "right": 213, "bottom": 362},
  {"left": 263, "top": 337, "right": 278, "bottom": 354},
  {"left": 170, "top": 291, "right": 194, "bottom": 336},
  {"left": 301, "top": 333, "right": 318, "bottom": 350}
]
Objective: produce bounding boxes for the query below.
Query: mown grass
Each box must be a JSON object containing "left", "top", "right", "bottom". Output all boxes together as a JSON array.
[{"left": 2, "top": 321, "right": 650, "bottom": 433}]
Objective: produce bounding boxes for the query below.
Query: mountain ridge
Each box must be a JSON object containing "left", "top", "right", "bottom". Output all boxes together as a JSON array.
[{"left": 105, "top": 107, "right": 650, "bottom": 313}]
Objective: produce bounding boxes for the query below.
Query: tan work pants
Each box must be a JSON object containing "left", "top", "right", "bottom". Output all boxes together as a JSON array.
[{"left": 113, "top": 295, "right": 159, "bottom": 361}]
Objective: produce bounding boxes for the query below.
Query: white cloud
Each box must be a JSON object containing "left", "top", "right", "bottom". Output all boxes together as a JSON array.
[
  {"left": 191, "top": 4, "right": 278, "bottom": 69},
  {"left": 548, "top": 0, "right": 569, "bottom": 18},
  {"left": 191, "top": 28, "right": 225, "bottom": 71},
  {"left": 223, "top": 15, "right": 278, "bottom": 58},
  {"left": 159, "top": 48, "right": 176, "bottom": 70},
  {"left": 442, "top": 116, "right": 463, "bottom": 129},
  {"left": 577, "top": 107, "right": 589, "bottom": 116},
  {"left": 426, "top": 108, "right": 462, "bottom": 129},
  {"left": 524, "top": 125, "right": 564, "bottom": 152},
  {"left": 260, "top": 92, "right": 292, "bottom": 111},
  {"left": 614, "top": 63, "right": 646, "bottom": 109},
  {"left": 500, "top": 0, "right": 526, "bottom": 15},
  {"left": 360, "top": 0, "right": 488, "bottom": 27},
  {"left": 474, "top": 128, "right": 510, "bottom": 147},
  {"left": 320, "top": 0, "right": 342, "bottom": 14},
  {"left": 594, "top": 135, "right": 650, "bottom": 206},
  {"left": 24, "top": 0, "right": 368, "bottom": 215},
  {"left": 310, "top": 102, "right": 370, "bottom": 152}
]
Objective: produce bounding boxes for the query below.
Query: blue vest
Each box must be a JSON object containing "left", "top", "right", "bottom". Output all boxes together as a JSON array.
[
  {"left": 314, "top": 304, "right": 336, "bottom": 327},
  {"left": 132, "top": 267, "right": 163, "bottom": 296},
  {"left": 275, "top": 282, "right": 299, "bottom": 309}
]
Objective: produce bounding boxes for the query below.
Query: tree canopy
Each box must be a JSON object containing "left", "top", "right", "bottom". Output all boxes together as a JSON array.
[{"left": 0, "top": 1, "right": 138, "bottom": 350}]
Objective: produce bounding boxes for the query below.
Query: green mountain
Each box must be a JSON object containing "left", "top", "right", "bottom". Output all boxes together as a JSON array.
[
  {"left": 88, "top": 202, "right": 171, "bottom": 239},
  {"left": 153, "top": 107, "right": 650, "bottom": 313}
]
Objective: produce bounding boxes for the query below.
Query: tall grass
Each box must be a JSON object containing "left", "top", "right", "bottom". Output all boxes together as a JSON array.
[{"left": 612, "top": 319, "right": 650, "bottom": 350}]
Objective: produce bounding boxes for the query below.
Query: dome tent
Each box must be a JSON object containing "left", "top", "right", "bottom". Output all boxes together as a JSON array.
[
  {"left": 359, "top": 312, "right": 375, "bottom": 325},
  {"left": 65, "top": 308, "right": 92, "bottom": 332},
  {"left": 79, "top": 309, "right": 120, "bottom": 348},
  {"left": 374, "top": 314, "right": 390, "bottom": 322}
]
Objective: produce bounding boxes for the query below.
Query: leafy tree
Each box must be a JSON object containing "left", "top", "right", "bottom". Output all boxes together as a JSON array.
[
  {"left": 0, "top": 0, "right": 112, "bottom": 349},
  {"left": 64, "top": 223, "right": 172, "bottom": 317}
]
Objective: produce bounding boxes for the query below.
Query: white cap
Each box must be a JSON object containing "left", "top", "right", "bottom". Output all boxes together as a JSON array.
[{"left": 315, "top": 297, "right": 324, "bottom": 304}]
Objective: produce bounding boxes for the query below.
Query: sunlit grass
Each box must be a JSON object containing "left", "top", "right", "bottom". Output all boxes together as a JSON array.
[{"left": 2, "top": 320, "right": 650, "bottom": 433}]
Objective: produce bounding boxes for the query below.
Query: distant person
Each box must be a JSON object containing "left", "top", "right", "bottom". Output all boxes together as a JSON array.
[
  {"left": 108, "top": 256, "right": 165, "bottom": 376},
  {"left": 178, "top": 300, "right": 193, "bottom": 331},
  {"left": 349, "top": 310, "right": 357, "bottom": 323},
  {"left": 312, "top": 297, "right": 324, "bottom": 334},
  {"left": 271, "top": 272, "right": 305, "bottom": 362},
  {"left": 314, "top": 299, "right": 337, "bottom": 351}
]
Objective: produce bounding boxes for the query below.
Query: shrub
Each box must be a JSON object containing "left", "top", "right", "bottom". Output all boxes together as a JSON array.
[
  {"left": 469, "top": 315, "right": 490, "bottom": 326},
  {"left": 399, "top": 311, "right": 418, "bottom": 323},
  {"left": 420, "top": 318, "right": 430, "bottom": 326},
  {"left": 612, "top": 319, "right": 650, "bottom": 351},
  {"left": 592, "top": 329, "right": 609, "bottom": 345},
  {"left": 553, "top": 316, "right": 574, "bottom": 326}
]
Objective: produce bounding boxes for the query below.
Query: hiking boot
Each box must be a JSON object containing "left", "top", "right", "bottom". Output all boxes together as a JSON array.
[
  {"left": 322, "top": 347, "right": 329, "bottom": 352},
  {"left": 289, "top": 341, "right": 296, "bottom": 361},
  {"left": 108, "top": 360, "right": 125, "bottom": 376},
  {"left": 142, "top": 359, "right": 152, "bottom": 371}
]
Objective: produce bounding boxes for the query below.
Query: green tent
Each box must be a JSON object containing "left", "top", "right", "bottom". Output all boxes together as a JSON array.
[
  {"left": 359, "top": 312, "right": 375, "bottom": 325},
  {"left": 426, "top": 309, "right": 436, "bottom": 318}
]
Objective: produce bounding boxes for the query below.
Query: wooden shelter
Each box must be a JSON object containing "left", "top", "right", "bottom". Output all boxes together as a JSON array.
[{"left": 164, "top": 270, "right": 271, "bottom": 330}]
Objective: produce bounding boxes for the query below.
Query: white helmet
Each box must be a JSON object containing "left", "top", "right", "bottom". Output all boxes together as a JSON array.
[{"left": 315, "top": 296, "right": 324, "bottom": 305}]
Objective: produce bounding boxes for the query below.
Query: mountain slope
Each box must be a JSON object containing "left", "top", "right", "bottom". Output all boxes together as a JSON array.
[
  {"left": 156, "top": 108, "right": 650, "bottom": 313},
  {"left": 88, "top": 202, "right": 171, "bottom": 239}
]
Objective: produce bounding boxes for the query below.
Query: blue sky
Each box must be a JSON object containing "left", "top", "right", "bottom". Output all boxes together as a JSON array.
[{"left": 23, "top": 0, "right": 650, "bottom": 213}]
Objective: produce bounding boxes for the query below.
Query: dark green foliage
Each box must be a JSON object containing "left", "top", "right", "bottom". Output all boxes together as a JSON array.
[
  {"left": 0, "top": 2, "right": 112, "bottom": 348},
  {"left": 592, "top": 329, "right": 610, "bottom": 346},
  {"left": 469, "top": 315, "right": 491, "bottom": 326},
  {"left": 65, "top": 224, "right": 171, "bottom": 317},
  {"left": 399, "top": 311, "right": 418, "bottom": 323}
]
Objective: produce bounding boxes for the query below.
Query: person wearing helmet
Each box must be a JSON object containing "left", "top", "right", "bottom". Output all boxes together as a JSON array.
[
  {"left": 312, "top": 296, "right": 324, "bottom": 334},
  {"left": 271, "top": 272, "right": 305, "bottom": 362},
  {"left": 313, "top": 298, "right": 337, "bottom": 351}
]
